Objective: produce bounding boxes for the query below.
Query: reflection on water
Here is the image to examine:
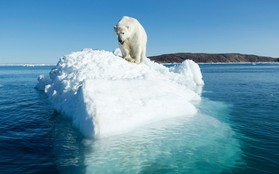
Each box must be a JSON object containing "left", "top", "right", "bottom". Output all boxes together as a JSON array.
[
  {"left": 53, "top": 99, "right": 242, "bottom": 174},
  {"left": 85, "top": 113, "right": 241, "bottom": 173}
]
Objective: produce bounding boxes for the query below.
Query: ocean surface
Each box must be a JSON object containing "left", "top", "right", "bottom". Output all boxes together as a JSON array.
[{"left": 0, "top": 63, "right": 278, "bottom": 173}]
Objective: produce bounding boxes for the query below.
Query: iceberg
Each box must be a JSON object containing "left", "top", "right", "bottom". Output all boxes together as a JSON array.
[{"left": 37, "top": 48, "right": 204, "bottom": 138}]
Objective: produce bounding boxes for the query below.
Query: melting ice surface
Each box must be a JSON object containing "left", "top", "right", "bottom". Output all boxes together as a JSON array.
[{"left": 37, "top": 48, "right": 242, "bottom": 173}]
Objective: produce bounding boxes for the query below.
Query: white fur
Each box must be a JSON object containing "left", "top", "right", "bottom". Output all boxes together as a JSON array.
[{"left": 114, "top": 16, "right": 147, "bottom": 64}]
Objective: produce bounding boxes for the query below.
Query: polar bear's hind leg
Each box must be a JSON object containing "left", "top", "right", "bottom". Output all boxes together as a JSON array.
[
  {"left": 140, "top": 47, "right": 146, "bottom": 63},
  {"left": 133, "top": 48, "right": 142, "bottom": 64}
]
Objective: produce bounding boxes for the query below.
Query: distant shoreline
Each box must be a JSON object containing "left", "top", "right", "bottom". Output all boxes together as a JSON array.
[
  {"left": 1, "top": 62, "right": 279, "bottom": 67},
  {"left": 162, "top": 62, "right": 279, "bottom": 65},
  {"left": 150, "top": 53, "right": 279, "bottom": 64},
  {"left": 1, "top": 52, "right": 279, "bottom": 65},
  {"left": 0, "top": 64, "right": 55, "bottom": 67}
]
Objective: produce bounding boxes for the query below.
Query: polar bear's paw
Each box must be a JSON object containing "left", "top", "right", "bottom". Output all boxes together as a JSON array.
[
  {"left": 124, "top": 57, "right": 136, "bottom": 63},
  {"left": 134, "top": 59, "right": 141, "bottom": 64}
]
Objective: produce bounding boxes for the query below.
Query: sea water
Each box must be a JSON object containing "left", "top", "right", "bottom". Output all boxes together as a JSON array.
[
  {"left": 200, "top": 63, "right": 279, "bottom": 173},
  {"left": 0, "top": 63, "right": 278, "bottom": 173}
]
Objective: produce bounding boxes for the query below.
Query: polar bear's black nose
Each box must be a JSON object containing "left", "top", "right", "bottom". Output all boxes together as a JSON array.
[{"left": 118, "top": 39, "right": 124, "bottom": 45}]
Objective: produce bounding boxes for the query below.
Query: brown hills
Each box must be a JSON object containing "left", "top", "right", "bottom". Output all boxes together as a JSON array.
[{"left": 150, "top": 53, "right": 279, "bottom": 63}]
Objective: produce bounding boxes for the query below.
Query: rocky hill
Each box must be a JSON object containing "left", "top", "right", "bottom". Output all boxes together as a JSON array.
[{"left": 150, "top": 53, "right": 279, "bottom": 63}]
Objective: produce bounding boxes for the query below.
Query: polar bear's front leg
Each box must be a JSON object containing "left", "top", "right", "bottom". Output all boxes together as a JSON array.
[
  {"left": 120, "top": 45, "right": 134, "bottom": 62},
  {"left": 123, "top": 47, "right": 137, "bottom": 63},
  {"left": 119, "top": 44, "right": 128, "bottom": 58}
]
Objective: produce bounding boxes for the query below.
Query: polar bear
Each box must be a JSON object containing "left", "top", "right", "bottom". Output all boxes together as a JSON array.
[{"left": 114, "top": 16, "right": 147, "bottom": 64}]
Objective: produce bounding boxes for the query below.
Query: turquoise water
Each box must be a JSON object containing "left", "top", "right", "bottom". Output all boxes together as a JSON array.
[
  {"left": 0, "top": 64, "right": 278, "bottom": 173},
  {"left": 200, "top": 63, "right": 279, "bottom": 173}
]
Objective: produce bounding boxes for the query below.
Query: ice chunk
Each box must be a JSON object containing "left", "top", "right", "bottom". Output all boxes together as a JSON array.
[
  {"left": 37, "top": 48, "right": 204, "bottom": 138},
  {"left": 36, "top": 74, "right": 51, "bottom": 91},
  {"left": 113, "top": 48, "right": 122, "bottom": 57}
]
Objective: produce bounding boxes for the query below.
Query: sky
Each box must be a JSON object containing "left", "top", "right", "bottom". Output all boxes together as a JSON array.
[{"left": 0, "top": 0, "right": 278, "bottom": 64}]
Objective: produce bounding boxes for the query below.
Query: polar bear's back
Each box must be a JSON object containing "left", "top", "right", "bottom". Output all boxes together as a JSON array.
[
  {"left": 118, "top": 16, "right": 138, "bottom": 27},
  {"left": 118, "top": 16, "right": 147, "bottom": 38}
]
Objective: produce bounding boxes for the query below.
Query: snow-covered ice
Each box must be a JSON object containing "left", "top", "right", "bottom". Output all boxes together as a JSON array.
[{"left": 37, "top": 48, "right": 204, "bottom": 138}]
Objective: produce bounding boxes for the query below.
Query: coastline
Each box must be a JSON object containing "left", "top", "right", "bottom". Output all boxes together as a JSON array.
[
  {"left": 150, "top": 52, "right": 279, "bottom": 64},
  {"left": 0, "top": 64, "right": 55, "bottom": 67},
  {"left": 1, "top": 62, "right": 279, "bottom": 67},
  {"left": 162, "top": 62, "right": 279, "bottom": 65}
]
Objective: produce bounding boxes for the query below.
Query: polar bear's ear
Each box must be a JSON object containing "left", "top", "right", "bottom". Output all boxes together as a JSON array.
[{"left": 113, "top": 26, "right": 117, "bottom": 32}]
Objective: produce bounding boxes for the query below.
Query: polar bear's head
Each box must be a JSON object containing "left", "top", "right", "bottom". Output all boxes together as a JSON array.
[{"left": 114, "top": 25, "right": 129, "bottom": 45}]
